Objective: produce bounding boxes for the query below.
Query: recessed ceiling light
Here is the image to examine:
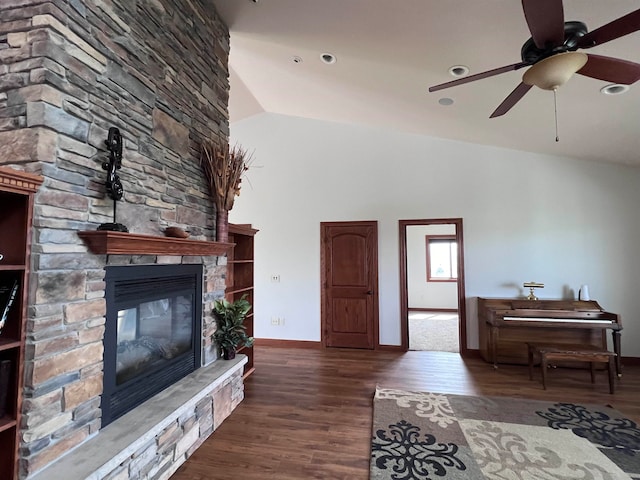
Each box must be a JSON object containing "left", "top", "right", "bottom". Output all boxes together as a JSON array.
[
  {"left": 320, "top": 53, "right": 337, "bottom": 65},
  {"left": 448, "top": 65, "right": 469, "bottom": 77},
  {"left": 438, "top": 98, "right": 454, "bottom": 106},
  {"left": 292, "top": 56, "right": 303, "bottom": 64},
  {"left": 600, "top": 84, "right": 629, "bottom": 95}
]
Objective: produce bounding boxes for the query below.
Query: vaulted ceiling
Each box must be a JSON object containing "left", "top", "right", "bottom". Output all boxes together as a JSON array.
[{"left": 211, "top": 0, "right": 640, "bottom": 166}]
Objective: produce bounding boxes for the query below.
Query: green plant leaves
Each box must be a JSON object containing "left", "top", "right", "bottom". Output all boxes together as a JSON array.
[{"left": 212, "top": 294, "right": 254, "bottom": 351}]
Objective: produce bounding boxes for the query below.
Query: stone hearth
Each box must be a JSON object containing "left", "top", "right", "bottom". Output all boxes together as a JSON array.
[{"left": 30, "top": 356, "right": 246, "bottom": 480}]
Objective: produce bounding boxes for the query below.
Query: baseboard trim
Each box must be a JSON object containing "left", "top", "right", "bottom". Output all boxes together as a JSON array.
[
  {"left": 622, "top": 356, "right": 640, "bottom": 366},
  {"left": 254, "top": 339, "right": 408, "bottom": 352},
  {"left": 254, "top": 338, "right": 322, "bottom": 349},
  {"left": 377, "top": 344, "right": 404, "bottom": 352},
  {"left": 462, "top": 348, "right": 482, "bottom": 359}
]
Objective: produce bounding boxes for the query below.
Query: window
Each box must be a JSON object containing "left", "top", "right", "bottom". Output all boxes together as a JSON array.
[{"left": 426, "top": 235, "right": 457, "bottom": 282}]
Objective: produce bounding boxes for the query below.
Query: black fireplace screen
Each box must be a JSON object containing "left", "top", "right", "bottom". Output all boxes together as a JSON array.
[
  {"left": 116, "top": 295, "right": 193, "bottom": 384},
  {"left": 102, "top": 264, "right": 203, "bottom": 426}
]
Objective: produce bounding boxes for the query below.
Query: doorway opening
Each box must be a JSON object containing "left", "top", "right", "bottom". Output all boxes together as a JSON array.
[
  {"left": 399, "top": 219, "right": 467, "bottom": 354},
  {"left": 408, "top": 310, "right": 459, "bottom": 352}
]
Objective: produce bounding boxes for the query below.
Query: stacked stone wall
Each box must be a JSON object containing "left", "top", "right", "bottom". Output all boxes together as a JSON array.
[{"left": 0, "top": 0, "right": 230, "bottom": 477}]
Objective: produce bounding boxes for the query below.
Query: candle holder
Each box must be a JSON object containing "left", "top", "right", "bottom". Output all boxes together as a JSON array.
[{"left": 523, "top": 281, "right": 544, "bottom": 301}]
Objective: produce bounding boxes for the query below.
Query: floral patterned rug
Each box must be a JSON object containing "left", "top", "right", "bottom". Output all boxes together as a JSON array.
[{"left": 370, "top": 387, "right": 640, "bottom": 479}]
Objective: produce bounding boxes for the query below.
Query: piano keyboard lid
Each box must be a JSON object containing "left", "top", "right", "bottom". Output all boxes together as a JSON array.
[{"left": 502, "top": 316, "right": 614, "bottom": 324}]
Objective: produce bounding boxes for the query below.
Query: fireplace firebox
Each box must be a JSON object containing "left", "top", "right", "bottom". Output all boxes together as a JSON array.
[{"left": 102, "top": 264, "right": 203, "bottom": 426}]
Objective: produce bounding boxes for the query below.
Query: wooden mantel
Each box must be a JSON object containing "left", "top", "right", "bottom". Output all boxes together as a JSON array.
[{"left": 78, "top": 231, "right": 233, "bottom": 256}]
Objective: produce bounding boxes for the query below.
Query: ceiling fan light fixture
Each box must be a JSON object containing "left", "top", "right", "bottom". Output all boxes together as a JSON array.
[
  {"left": 522, "top": 52, "right": 588, "bottom": 90},
  {"left": 448, "top": 65, "right": 469, "bottom": 77},
  {"left": 600, "top": 84, "right": 630, "bottom": 95}
]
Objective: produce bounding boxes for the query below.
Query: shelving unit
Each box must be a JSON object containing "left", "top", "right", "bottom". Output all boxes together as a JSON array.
[
  {"left": 226, "top": 223, "right": 258, "bottom": 377},
  {"left": 0, "top": 166, "right": 43, "bottom": 479}
]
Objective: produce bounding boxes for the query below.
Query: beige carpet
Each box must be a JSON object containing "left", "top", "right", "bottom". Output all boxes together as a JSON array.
[
  {"left": 409, "top": 312, "right": 459, "bottom": 353},
  {"left": 370, "top": 386, "right": 640, "bottom": 479}
]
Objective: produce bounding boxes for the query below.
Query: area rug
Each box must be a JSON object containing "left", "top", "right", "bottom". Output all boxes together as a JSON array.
[{"left": 370, "top": 386, "right": 640, "bottom": 479}]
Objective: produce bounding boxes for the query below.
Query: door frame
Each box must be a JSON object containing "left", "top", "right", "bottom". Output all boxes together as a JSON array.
[
  {"left": 320, "top": 220, "right": 380, "bottom": 349},
  {"left": 399, "top": 218, "right": 467, "bottom": 354}
]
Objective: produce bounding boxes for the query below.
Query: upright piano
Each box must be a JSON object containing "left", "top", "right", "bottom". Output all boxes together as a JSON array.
[{"left": 477, "top": 297, "right": 622, "bottom": 375}]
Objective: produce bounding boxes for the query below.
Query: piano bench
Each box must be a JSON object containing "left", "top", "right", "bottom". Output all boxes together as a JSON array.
[{"left": 526, "top": 343, "right": 617, "bottom": 394}]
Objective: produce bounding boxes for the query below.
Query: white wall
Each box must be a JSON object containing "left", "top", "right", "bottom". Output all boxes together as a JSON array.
[
  {"left": 229, "top": 112, "right": 640, "bottom": 356},
  {"left": 407, "top": 224, "right": 458, "bottom": 309}
]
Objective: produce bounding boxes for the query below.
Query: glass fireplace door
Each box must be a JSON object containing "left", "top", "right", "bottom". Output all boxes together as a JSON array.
[
  {"left": 102, "top": 264, "right": 203, "bottom": 426},
  {"left": 116, "top": 294, "right": 194, "bottom": 385}
]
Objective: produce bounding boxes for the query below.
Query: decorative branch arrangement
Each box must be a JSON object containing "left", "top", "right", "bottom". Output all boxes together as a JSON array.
[
  {"left": 200, "top": 140, "right": 253, "bottom": 242},
  {"left": 200, "top": 140, "right": 252, "bottom": 212}
]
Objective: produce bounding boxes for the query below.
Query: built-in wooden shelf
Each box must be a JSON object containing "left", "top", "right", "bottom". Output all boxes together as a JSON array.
[
  {"left": 78, "top": 231, "right": 233, "bottom": 256},
  {"left": 0, "top": 166, "right": 42, "bottom": 479},
  {"left": 0, "top": 417, "right": 17, "bottom": 434},
  {"left": 0, "top": 265, "right": 25, "bottom": 271},
  {"left": 227, "top": 223, "right": 257, "bottom": 378},
  {"left": 0, "top": 166, "right": 43, "bottom": 194},
  {"left": 226, "top": 285, "right": 253, "bottom": 296},
  {"left": 0, "top": 339, "right": 21, "bottom": 352}
]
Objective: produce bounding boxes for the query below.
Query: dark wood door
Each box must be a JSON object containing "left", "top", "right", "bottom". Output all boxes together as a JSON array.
[{"left": 321, "top": 221, "right": 378, "bottom": 349}]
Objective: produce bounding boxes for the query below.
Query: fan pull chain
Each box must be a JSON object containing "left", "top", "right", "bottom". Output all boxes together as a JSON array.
[{"left": 553, "top": 88, "right": 559, "bottom": 142}]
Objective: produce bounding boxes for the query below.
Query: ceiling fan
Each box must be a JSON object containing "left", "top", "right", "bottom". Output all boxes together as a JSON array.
[{"left": 429, "top": 0, "right": 640, "bottom": 118}]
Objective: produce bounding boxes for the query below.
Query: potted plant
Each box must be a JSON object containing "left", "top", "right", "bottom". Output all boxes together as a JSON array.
[{"left": 212, "top": 295, "right": 254, "bottom": 360}]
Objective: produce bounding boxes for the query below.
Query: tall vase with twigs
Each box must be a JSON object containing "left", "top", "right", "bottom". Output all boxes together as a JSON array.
[{"left": 200, "top": 141, "right": 252, "bottom": 242}]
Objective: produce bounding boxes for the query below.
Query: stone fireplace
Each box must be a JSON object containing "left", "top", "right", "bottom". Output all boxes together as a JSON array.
[{"left": 0, "top": 0, "right": 241, "bottom": 478}]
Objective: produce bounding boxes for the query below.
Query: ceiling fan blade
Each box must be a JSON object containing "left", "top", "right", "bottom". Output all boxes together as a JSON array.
[
  {"left": 578, "top": 8, "right": 640, "bottom": 48},
  {"left": 578, "top": 54, "right": 640, "bottom": 84},
  {"left": 490, "top": 83, "right": 533, "bottom": 118},
  {"left": 429, "top": 62, "right": 529, "bottom": 92},
  {"left": 521, "top": 0, "right": 565, "bottom": 49}
]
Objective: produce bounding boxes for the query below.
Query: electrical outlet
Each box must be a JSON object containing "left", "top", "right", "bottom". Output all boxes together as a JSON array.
[
  {"left": 270, "top": 274, "right": 280, "bottom": 283},
  {"left": 270, "top": 317, "right": 280, "bottom": 326}
]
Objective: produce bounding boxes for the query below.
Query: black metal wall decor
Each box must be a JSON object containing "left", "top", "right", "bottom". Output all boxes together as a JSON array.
[{"left": 98, "top": 127, "right": 129, "bottom": 232}]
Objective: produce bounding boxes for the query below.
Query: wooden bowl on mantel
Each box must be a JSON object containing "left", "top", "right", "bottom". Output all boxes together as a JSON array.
[{"left": 163, "top": 226, "right": 190, "bottom": 239}]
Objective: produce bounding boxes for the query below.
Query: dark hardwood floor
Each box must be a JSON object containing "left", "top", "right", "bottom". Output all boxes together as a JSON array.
[{"left": 172, "top": 346, "right": 640, "bottom": 480}]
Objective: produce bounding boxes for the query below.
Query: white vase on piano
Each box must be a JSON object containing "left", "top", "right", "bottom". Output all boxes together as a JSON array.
[{"left": 579, "top": 284, "right": 590, "bottom": 301}]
